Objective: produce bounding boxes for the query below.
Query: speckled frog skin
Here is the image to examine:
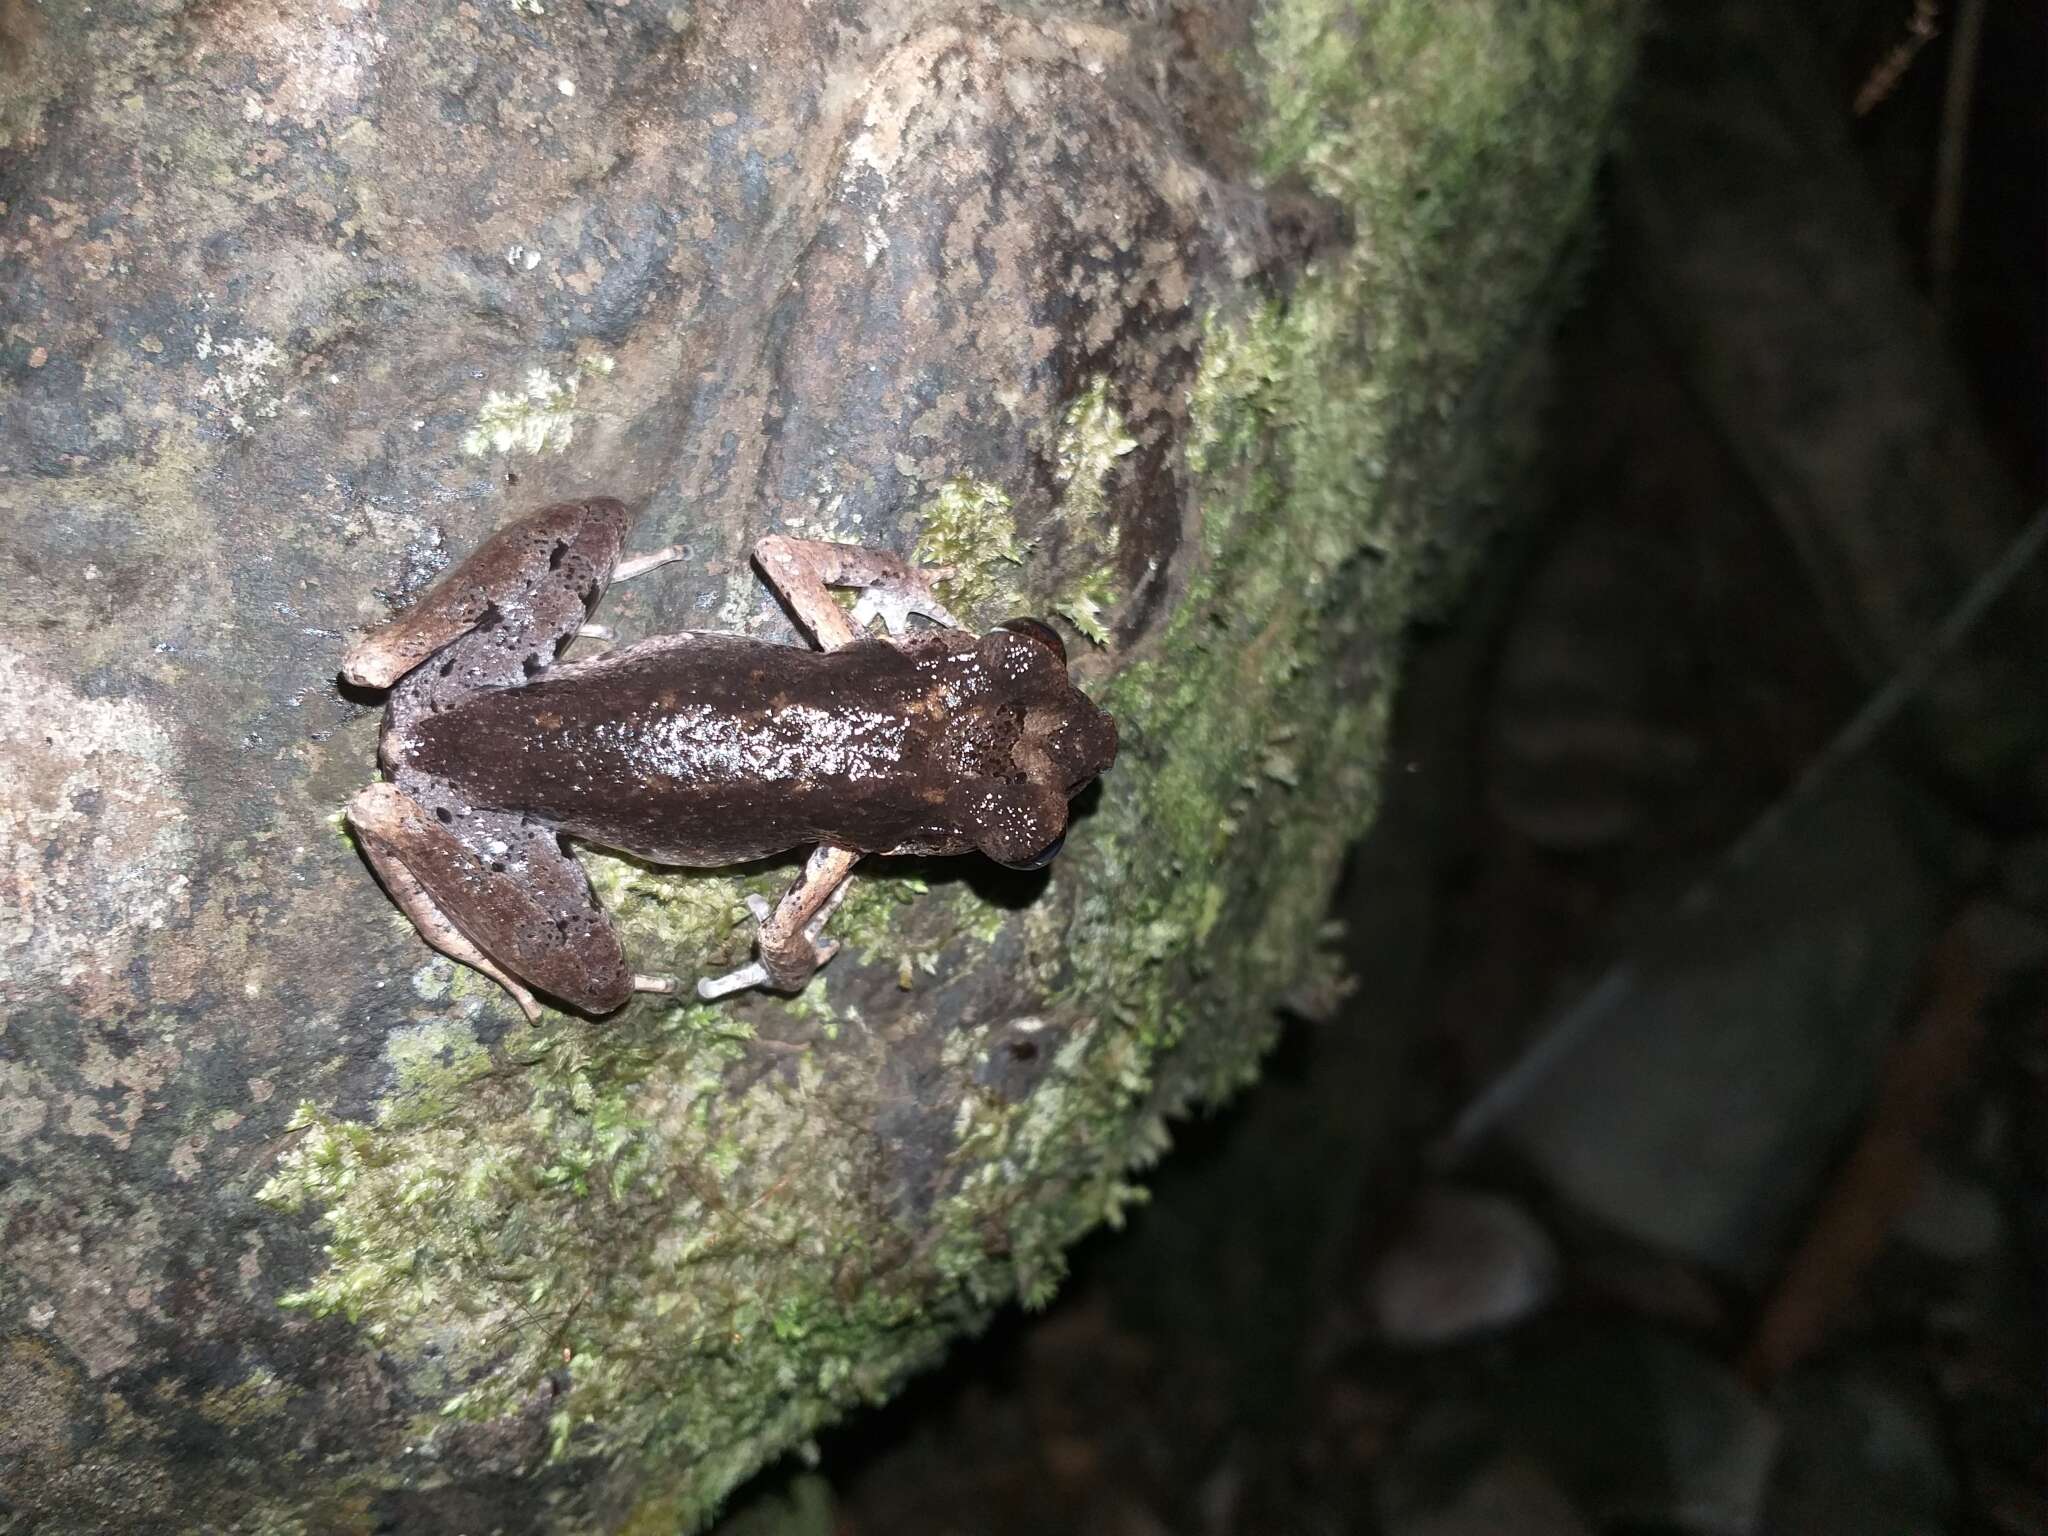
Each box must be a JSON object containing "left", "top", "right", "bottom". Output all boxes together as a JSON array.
[{"left": 341, "top": 498, "right": 1116, "bottom": 1018}]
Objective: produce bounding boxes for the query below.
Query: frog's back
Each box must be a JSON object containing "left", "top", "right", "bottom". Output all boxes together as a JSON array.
[{"left": 393, "top": 631, "right": 981, "bottom": 865}]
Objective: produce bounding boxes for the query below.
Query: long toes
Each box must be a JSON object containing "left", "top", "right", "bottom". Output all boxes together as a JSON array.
[
  {"left": 697, "top": 961, "right": 769, "bottom": 1000},
  {"left": 851, "top": 587, "right": 958, "bottom": 637},
  {"left": 848, "top": 591, "right": 894, "bottom": 632}
]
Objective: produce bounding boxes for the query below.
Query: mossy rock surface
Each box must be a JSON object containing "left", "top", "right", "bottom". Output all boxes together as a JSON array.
[{"left": 0, "top": 0, "right": 1637, "bottom": 1529}]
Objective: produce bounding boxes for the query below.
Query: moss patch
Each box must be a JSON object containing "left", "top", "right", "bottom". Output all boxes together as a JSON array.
[
  {"left": 912, "top": 476, "right": 1029, "bottom": 618},
  {"left": 1061, "top": 0, "right": 1638, "bottom": 1106},
  {"left": 911, "top": 377, "right": 1135, "bottom": 646},
  {"left": 1046, "top": 377, "right": 1135, "bottom": 645}
]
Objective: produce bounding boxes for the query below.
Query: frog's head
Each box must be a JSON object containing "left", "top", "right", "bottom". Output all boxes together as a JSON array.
[{"left": 957, "top": 619, "right": 1118, "bottom": 870}]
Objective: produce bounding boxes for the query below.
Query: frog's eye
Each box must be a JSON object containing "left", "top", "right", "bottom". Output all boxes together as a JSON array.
[
  {"left": 999, "top": 830, "right": 1064, "bottom": 871},
  {"left": 997, "top": 617, "right": 1066, "bottom": 665}
]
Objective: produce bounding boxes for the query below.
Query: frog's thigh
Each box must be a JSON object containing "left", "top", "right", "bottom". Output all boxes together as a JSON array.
[
  {"left": 343, "top": 498, "right": 629, "bottom": 689},
  {"left": 347, "top": 784, "right": 633, "bottom": 1016}
]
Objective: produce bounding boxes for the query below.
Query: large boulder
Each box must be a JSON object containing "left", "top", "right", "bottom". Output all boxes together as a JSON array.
[{"left": 0, "top": 0, "right": 1639, "bottom": 1528}]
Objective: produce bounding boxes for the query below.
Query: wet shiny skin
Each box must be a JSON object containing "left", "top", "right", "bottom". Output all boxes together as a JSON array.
[{"left": 397, "top": 627, "right": 1117, "bottom": 870}]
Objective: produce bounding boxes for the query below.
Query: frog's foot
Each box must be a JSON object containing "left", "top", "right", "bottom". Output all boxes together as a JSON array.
[
  {"left": 696, "top": 844, "right": 860, "bottom": 998},
  {"left": 850, "top": 580, "right": 962, "bottom": 638},
  {"left": 753, "top": 534, "right": 961, "bottom": 649}
]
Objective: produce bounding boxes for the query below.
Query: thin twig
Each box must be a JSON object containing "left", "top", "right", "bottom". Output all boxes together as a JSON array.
[
  {"left": 1739, "top": 918, "right": 1990, "bottom": 1385},
  {"left": 1853, "top": 0, "right": 1941, "bottom": 117},
  {"left": 1434, "top": 501, "right": 2048, "bottom": 1167},
  {"left": 1929, "top": 0, "right": 1986, "bottom": 321}
]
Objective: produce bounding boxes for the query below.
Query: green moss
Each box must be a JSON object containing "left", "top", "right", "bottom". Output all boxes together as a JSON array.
[
  {"left": 1055, "top": 0, "right": 1637, "bottom": 1108},
  {"left": 582, "top": 852, "right": 769, "bottom": 979},
  {"left": 1052, "top": 564, "right": 1118, "bottom": 647},
  {"left": 194, "top": 1368, "right": 291, "bottom": 1431},
  {"left": 378, "top": 1016, "right": 491, "bottom": 1128},
  {"left": 911, "top": 379, "right": 1133, "bottom": 647},
  {"left": 1045, "top": 378, "right": 1134, "bottom": 646},
  {"left": 260, "top": 0, "right": 1637, "bottom": 1527},
  {"left": 912, "top": 477, "right": 1029, "bottom": 618},
  {"left": 261, "top": 992, "right": 963, "bottom": 1468},
  {"left": 1054, "top": 376, "right": 1140, "bottom": 497},
  {"left": 824, "top": 873, "right": 928, "bottom": 967}
]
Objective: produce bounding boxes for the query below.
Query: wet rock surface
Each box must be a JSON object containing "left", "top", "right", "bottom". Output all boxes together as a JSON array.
[{"left": 0, "top": 0, "right": 1633, "bottom": 1529}]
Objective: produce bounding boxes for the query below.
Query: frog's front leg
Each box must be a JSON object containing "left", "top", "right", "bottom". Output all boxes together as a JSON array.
[
  {"left": 692, "top": 846, "right": 861, "bottom": 999},
  {"left": 686, "top": 535, "right": 957, "bottom": 1000},
  {"left": 752, "top": 533, "right": 961, "bottom": 647}
]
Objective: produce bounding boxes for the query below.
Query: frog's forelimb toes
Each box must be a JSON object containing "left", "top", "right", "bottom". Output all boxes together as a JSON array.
[
  {"left": 752, "top": 534, "right": 963, "bottom": 649},
  {"left": 850, "top": 586, "right": 963, "bottom": 637},
  {"left": 696, "top": 845, "right": 861, "bottom": 998},
  {"left": 696, "top": 961, "right": 769, "bottom": 1000}
]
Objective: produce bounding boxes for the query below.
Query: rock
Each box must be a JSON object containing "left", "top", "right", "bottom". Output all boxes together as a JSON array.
[
  {"left": 1502, "top": 766, "right": 1947, "bottom": 1279},
  {"left": 1998, "top": 837, "right": 2048, "bottom": 912},
  {"left": 1952, "top": 898, "right": 2048, "bottom": 979},
  {"left": 1386, "top": 1452, "right": 1593, "bottom": 1536},
  {"left": 1495, "top": 1325, "right": 1780, "bottom": 1535},
  {"left": 1890, "top": 1165, "right": 2006, "bottom": 1265},
  {"left": 1367, "top": 1186, "right": 1561, "bottom": 1346},
  {"left": 0, "top": 0, "right": 1639, "bottom": 1529},
  {"left": 709, "top": 1474, "right": 835, "bottom": 1536},
  {"left": 1765, "top": 1368, "right": 1958, "bottom": 1536}
]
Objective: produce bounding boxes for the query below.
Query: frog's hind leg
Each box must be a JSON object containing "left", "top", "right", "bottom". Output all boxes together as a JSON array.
[
  {"left": 347, "top": 784, "right": 634, "bottom": 1018},
  {"left": 696, "top": 844, "right": 861, "bottom": 999},
  {"left": 342, "top": 498, "right": 631, "bottom": 692}
]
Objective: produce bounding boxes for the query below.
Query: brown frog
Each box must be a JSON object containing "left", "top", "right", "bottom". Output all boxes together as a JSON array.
[{"left": 340, "top": 499, "right": 1117, "bottom": 1019}]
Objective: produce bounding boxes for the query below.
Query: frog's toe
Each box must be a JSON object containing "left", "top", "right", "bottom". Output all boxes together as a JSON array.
[
  {"left": 850, "top": 584, "right": 962, "bottom": 636},
  {"left": 696, "top": 960, "right": 770, "bottom": 1000},
  {"left": 697, "top": 936, "right": 840, "bottom": 1000}
]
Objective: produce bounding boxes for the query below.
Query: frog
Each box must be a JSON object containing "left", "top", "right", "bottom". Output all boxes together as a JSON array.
[{"left": 339, "top": 497, "right": 1118, "bottom": 1021}]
